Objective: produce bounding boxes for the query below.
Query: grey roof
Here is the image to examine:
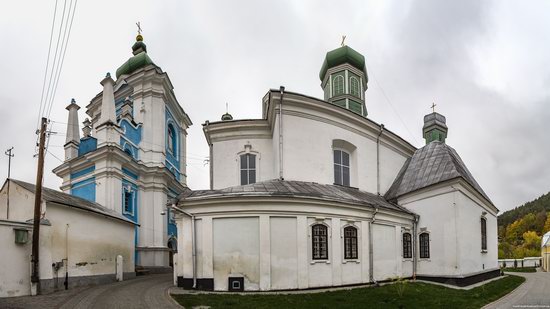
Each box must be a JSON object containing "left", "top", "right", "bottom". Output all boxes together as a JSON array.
[
  {"left": 10, "top": 179, "right": 136, "bottom": 225},
  {"left": 179, "top": 179, "right": 414, "bottom": 215},
  {"left": 385, "top": 141, "right": 493, "bottom": 205}
]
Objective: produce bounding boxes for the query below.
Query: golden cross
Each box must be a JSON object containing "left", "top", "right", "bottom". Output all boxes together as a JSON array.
[
  {"left": 136, "top": 22, "right": 143, "bottom": 35},
  {"left": 341, "top": 35, "right": 347, "bottom": 47},
  {"left": 431, "top": 102, "right": 437, "bottom": 113}
]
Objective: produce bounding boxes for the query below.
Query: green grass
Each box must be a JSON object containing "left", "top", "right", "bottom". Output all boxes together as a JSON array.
[
  {"left": 504, "top": 267, "right": 537, "bottom": 273},
  {"left": 171, "top": 275, "right": 525, "bottom": 309}
]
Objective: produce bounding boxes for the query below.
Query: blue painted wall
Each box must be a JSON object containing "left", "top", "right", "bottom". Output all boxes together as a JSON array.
[
  {"left": 167, "top": 189, "right": 178, "bottom": 237},
  {"left": 119, "top": 119, "right": 142, "bottom": 160},
  {"left": 78, "top": 137, "right": 97, "bottom": 156},
  {"left": 165, "top": 108, "right": 181, "bottom": 181},
  {"left": 70, "top": 165, "right": 95, "bottom": 179},
  {"left": 71, "top": 177, "right": 96, "bottom": 202}
]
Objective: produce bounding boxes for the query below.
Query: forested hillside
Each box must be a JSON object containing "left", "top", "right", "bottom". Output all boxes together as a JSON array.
[{"left": 497, "top": 192, "right": 550, "bottom": 259}]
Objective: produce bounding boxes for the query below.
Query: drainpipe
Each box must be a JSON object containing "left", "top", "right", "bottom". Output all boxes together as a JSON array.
[
  {"left": 412, "top": 215, "right": 419, "bottom": 280},
  {"left": 205, "top": 121, "right": 213, "bottom": 190},
  {"left": 171, "top": 204, "right": 196, "bottom": 289},
  {"left": 376, "top": 124, "right": 384, "bottom": 195},
  {"left": 278, "top": 86, "right": 285, "bottom": 180},
  {"left": 369, "top": 206, "right": 379, "bottom": 284},
  {"left": 64, "top": 224, "right": 69, "bottom": 290}
]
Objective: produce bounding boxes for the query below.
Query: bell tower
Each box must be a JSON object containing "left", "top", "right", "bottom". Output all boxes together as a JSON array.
[{"left": 319, "top": 43, "right": 368, "bottom": 117}]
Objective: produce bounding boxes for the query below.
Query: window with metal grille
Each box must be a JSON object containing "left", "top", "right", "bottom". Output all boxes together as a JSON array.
[
  {"left": 402, "top": 232, "right": 412, "bottom": 258},
  {"left": 419, "top": 233, "right": 430, "bottom": 259},
  {"left": 240, "top": 153, "right": 256, "bottom": 185},
  {"left": 343, "top": 226, "right": 358, "bottom": 259},
  {"left": 481, "top": 218, "right": 487, "bottom": 251},
  {"left": 312, "top": 224, "right": 328, "bottom": 260},
  {"left": 333, "top": 75, "right": 344, "bottom": 96},
  {"left": 123, "top": 189, "right": 134, "bottom": 216},
  {"left": 333, "top": 150, "right": 350, "bottom": 186}
]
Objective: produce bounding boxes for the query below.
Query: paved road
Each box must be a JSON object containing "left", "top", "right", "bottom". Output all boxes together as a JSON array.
[
  {"left": 0, "top": 274, "right": 180, "bottom": 309},
  {"left": 484, "top": 271, "right": 550, "bottom": 309}
]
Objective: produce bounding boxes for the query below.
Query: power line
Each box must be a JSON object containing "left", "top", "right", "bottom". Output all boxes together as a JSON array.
[{"left": 36, "top": 0, "right": 59, "bottom": 131}]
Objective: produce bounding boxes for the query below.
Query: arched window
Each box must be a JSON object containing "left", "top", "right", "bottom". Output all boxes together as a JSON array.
[
  {"left": 344, "top": 226, "right": 358, "bottom": 259},
  {"left": 333, "top": 149, "right": 350, "bottom": 186},
  {"left": 419, "top": 233, "right": 430, "bottom": 259},
  {"left": 240, "top": 153, "right": 256, "bottom": 185},
  {"left": 481, "top": 218, "right": 487, "bottom": 251},
  {"left": 333, "top": 75, "right": 344, "bottom": 96},
  {"left": 402, "top": 232, "right": 412, "bottom": 258},
  {"left": 350, "top": 76, "right": 360, "bottom": 97},
  {"left": 167, "top": 124, "right": 176, "bottom": 155},
  {"left": 312, "top": 224, "right": 328, "bottom": 260}
]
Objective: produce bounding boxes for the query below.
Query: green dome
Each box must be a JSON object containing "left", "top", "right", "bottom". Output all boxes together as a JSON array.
[
  {"left": 319, "top": 45, "right": 367, "bottom": 81},
  {"left": 115, "top": 51, "right": 154, "bottom": 79}
]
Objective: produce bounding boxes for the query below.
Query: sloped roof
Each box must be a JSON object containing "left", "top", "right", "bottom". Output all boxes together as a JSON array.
[
  {"left": 179, "top": 179, "right": 413, "bottom": 215},
  {"left": 10, "top": 179, "right": 136, "bottom": 225},
  {"left": 385, "top": 141, "right": 493, "bottom": 206}
]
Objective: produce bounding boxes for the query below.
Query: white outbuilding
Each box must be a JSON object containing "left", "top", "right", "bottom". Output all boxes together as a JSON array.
[
  {"left": 172, "top": 45, "right": 499, "bottom": 291},
  {"left": 0, "top": 179, "right": 136, "bottom": 297}
]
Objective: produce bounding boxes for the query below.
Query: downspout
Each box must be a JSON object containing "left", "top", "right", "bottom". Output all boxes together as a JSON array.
[
  {"left": 171, "top": 204, "right": 196, "bottom": 289},
  {"left": 278, "top": 86, "right": 285, "bottom": 180},
  {"left": 205, "top": 121, "right": 213, "bottom": 190},
  {"left": 369, "top": 206, "right": 379, "bottom": 284},
  {"left": 412, "top": 215, "right": 419, "bottom": 280},
  {"left": 64, "top": 224, "right": 69, "bottom": 290},
  {"left": 376, "top": 124, "right": 384, "bottom": 195}
]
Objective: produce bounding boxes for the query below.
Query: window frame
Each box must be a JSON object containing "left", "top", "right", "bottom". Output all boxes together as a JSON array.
[
  {"left": 312, "top": 224, "right": 329, "bottom": 260},
  {"left": 167, "top": 123, "right": 177, "bottom": 156},
  {"left": 343, "top": 226, "right": 358, "bottom": 260},
  {"left": 122, "top": 186, "right": 135, "bottom": 217},
  {"left": 333, "top": 149, "right": 351, "bottom": 186},
  {"left": 481, "top": 217, "right": 487, "bottom": 252},
  {"left": 333, "top": 75, "right": 344, "bottom": 96},
  {"left": 350, "top": 76, "right": 360, "bottom": 97},
  {"left": 419, "top": 232, "right": 430, "bottom": 259},
  {"left": 240, "top": 153, "right": 257, "bottom": 185},
  {"left": 402, "top": 232, "right": 412, "bottom": 259}
]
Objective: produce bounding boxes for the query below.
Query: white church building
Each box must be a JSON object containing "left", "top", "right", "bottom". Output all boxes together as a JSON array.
[
  {"left": 52, "top": 33, "right": 191, "bottom": 271},
  {"left": 172, "top": 45, "right": 499, "bottom": 291}
]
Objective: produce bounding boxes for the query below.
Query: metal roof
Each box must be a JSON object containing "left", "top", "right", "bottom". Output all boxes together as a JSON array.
[
  {"left": 179, "top": 179, "right": 414, "bottom": 215},
  {"left": 385, "top": 141, "right": 493, "bottom": 205},
  {"left": 10, "top": 179, "right": 136, "bottom": 225}
]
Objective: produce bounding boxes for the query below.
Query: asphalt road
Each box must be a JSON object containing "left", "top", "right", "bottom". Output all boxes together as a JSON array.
[
  {"left": 0, "top": 274, "right": 180, "bottom": 309},
  {"left": 484, "top": 271, "right": 550, "bottom": 309}
]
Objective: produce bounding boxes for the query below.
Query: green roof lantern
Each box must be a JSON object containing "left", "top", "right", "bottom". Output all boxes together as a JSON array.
[
  {"left": 320, "top": 43, "right": 369, "bottom": 117},
  {"left": 115, "top": 34, "right": 155, "bottom": 79}
]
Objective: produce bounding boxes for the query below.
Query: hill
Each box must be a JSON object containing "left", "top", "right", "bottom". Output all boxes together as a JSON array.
[{"left": 497, "top": 191, "right": 550, "bottom": 259}]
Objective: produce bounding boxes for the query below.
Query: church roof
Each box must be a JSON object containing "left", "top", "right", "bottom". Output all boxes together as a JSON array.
[
  {"left": 178, "top": 179, "right": 414, "bottom": 215},
  {"left": 9, "top": 179, "right": 136, "bottom": 225},
  {"left": 385, "top": 141, "right": 493, "bottom": 205},
  {"left": 319, "top": 45, "right": 368, "bottom": 81},
  {"left": 115, "top": 51, "right": 155, "bottom": 79}
]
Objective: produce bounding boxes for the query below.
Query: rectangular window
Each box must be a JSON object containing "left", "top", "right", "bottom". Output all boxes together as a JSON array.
[
  {"left": 240, "top": 153, "right": 257, "bottom": 185},
  {"left": 481, "top": 218, "right": 487, "bottom": 251},
  {"left": 419, "top": 233, "right": 430, "bottom": 259},
  {"left": 312, "top": 224, "right": 328, "bottom": 260},
  {"left": 403, "top": 233, "right": 412, "bottom": 259},
  {"left": 123, "top": 189, "right": 134, "bottom": 215},
  {"left": 344, "top": 226, "right": 358, "bottom": 259},
  {"left": 333, "top": 150, "right": 350, "bottom": 186}
]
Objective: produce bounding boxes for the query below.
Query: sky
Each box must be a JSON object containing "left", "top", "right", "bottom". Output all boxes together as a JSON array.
[{"left": 1, "top": 0, "right": 549, "bottom": 213}]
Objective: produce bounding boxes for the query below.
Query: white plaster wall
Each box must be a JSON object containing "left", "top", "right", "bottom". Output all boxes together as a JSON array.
[
  {"left": 400, "top": 189, "right": 460, "bottom": 277},
  {"left": 0, "top": 223, "right": 32, "bottom": 297},
  {"left": 455, "top": 191, "right": 499, "bottom": 274},
  {"left": 212, "top": 217, "right": 260, "bottom": 291},
  {"left": 0, "top": 183, "right": 44, "bottom": 222},
  {"left": 379, "top": 144, "right": 409, "bottom": 195},
  {"left": 212, "top": 139, "right": 275, "bottom": 189},
  {"left": 269, "top": 217, "right": 298, "bottom": 289},
  {"left": 372, "top": 224, "right": 399, "bottom": 281}
]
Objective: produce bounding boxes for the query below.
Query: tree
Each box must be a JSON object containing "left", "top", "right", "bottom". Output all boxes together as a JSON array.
[{"left": 543, "top": 213, "right": 550, "bottom": 234}]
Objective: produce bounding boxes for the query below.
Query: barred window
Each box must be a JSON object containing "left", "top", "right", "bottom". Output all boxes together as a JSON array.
[
  {"left": 343, "top": 226, "right": 358, "bottom": 259},
  {"left": 312, "top": 224, "right": 328, "bottom": 260},
  {"left": 240, "top": 153, "right": 256, "bottom": 185},
  {"left": 419, "top": 233, "right": 430, "bottom": 259},
  {"left": 481, "top": 218, "right": 487, "bottom": 251},
  {"left": 403, "top": 232, "right": 412, "bottom": 259}
]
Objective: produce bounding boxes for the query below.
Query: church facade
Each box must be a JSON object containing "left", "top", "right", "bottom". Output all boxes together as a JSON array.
[
  {"left": 53, "top": 34, "right": 191, "bottom": 270},
  {"left": 172, "top": 45, "right": 499, "bottom": 291}
]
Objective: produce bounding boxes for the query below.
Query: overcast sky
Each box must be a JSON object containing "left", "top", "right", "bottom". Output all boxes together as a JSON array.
[{"left": 1, "top": 0, "right": 549, "bottom": 213}]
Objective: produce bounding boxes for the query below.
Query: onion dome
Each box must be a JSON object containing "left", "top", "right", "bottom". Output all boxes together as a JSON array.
[
  {"left": 319, "top": 45, "right": 367, "bottom": 82},
  {"left": 115, "top": 34, "right": 155, "bottom": 79}
]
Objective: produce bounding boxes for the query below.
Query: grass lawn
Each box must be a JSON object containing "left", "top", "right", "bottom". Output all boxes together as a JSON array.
[
  {"left": 504, "top": 267, "right": 537, "bottom": 273},
  {"left": 172, "top": 275, "right": 525, "bottom": 309}
]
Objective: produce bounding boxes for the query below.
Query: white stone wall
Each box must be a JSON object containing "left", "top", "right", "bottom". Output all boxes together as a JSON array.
[{"left": 175, "top": 201, "right": 414, "bottom": 291}]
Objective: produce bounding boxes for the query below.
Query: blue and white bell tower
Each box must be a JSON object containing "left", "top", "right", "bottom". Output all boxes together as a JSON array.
[{"left": 53, "top": 33, "right": 192, "bottom": 270}]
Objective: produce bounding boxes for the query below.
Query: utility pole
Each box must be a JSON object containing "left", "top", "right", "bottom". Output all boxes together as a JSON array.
[
  {"left": 4, "top": 147, "right": 14, "bottom": 219},
  {"left": 31, "top": 117, "right": 47, "bottom": 295}
]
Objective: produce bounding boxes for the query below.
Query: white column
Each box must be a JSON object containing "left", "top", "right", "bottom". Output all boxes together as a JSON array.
[
  {"left": 202, "top": 217, "right": 213, "bottom": 279},
  {"left": 297, "top": 216, "right": 309, "bottom": 289},
  {"left": 64, "top": 99, "right": 80, "bottom": 160},
  {"left": 331, "top": 218, "right": 342, "bottom": 286},
  {"left": 259, "top": 215, "right": 271, "bottom": 290},
  {"left": 361, "top": 221, "right": 369, "bottom": 283}
]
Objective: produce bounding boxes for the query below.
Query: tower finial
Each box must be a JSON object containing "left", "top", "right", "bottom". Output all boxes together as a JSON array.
[
  {"left": 431, "top": 102, "right": 437, "bottom": 113},
  {"left": 136, "top": 22, "right": 143, "bottom": 41},
  {"left": 341, "top": 35, "right": 347, "bottom": 47}
]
